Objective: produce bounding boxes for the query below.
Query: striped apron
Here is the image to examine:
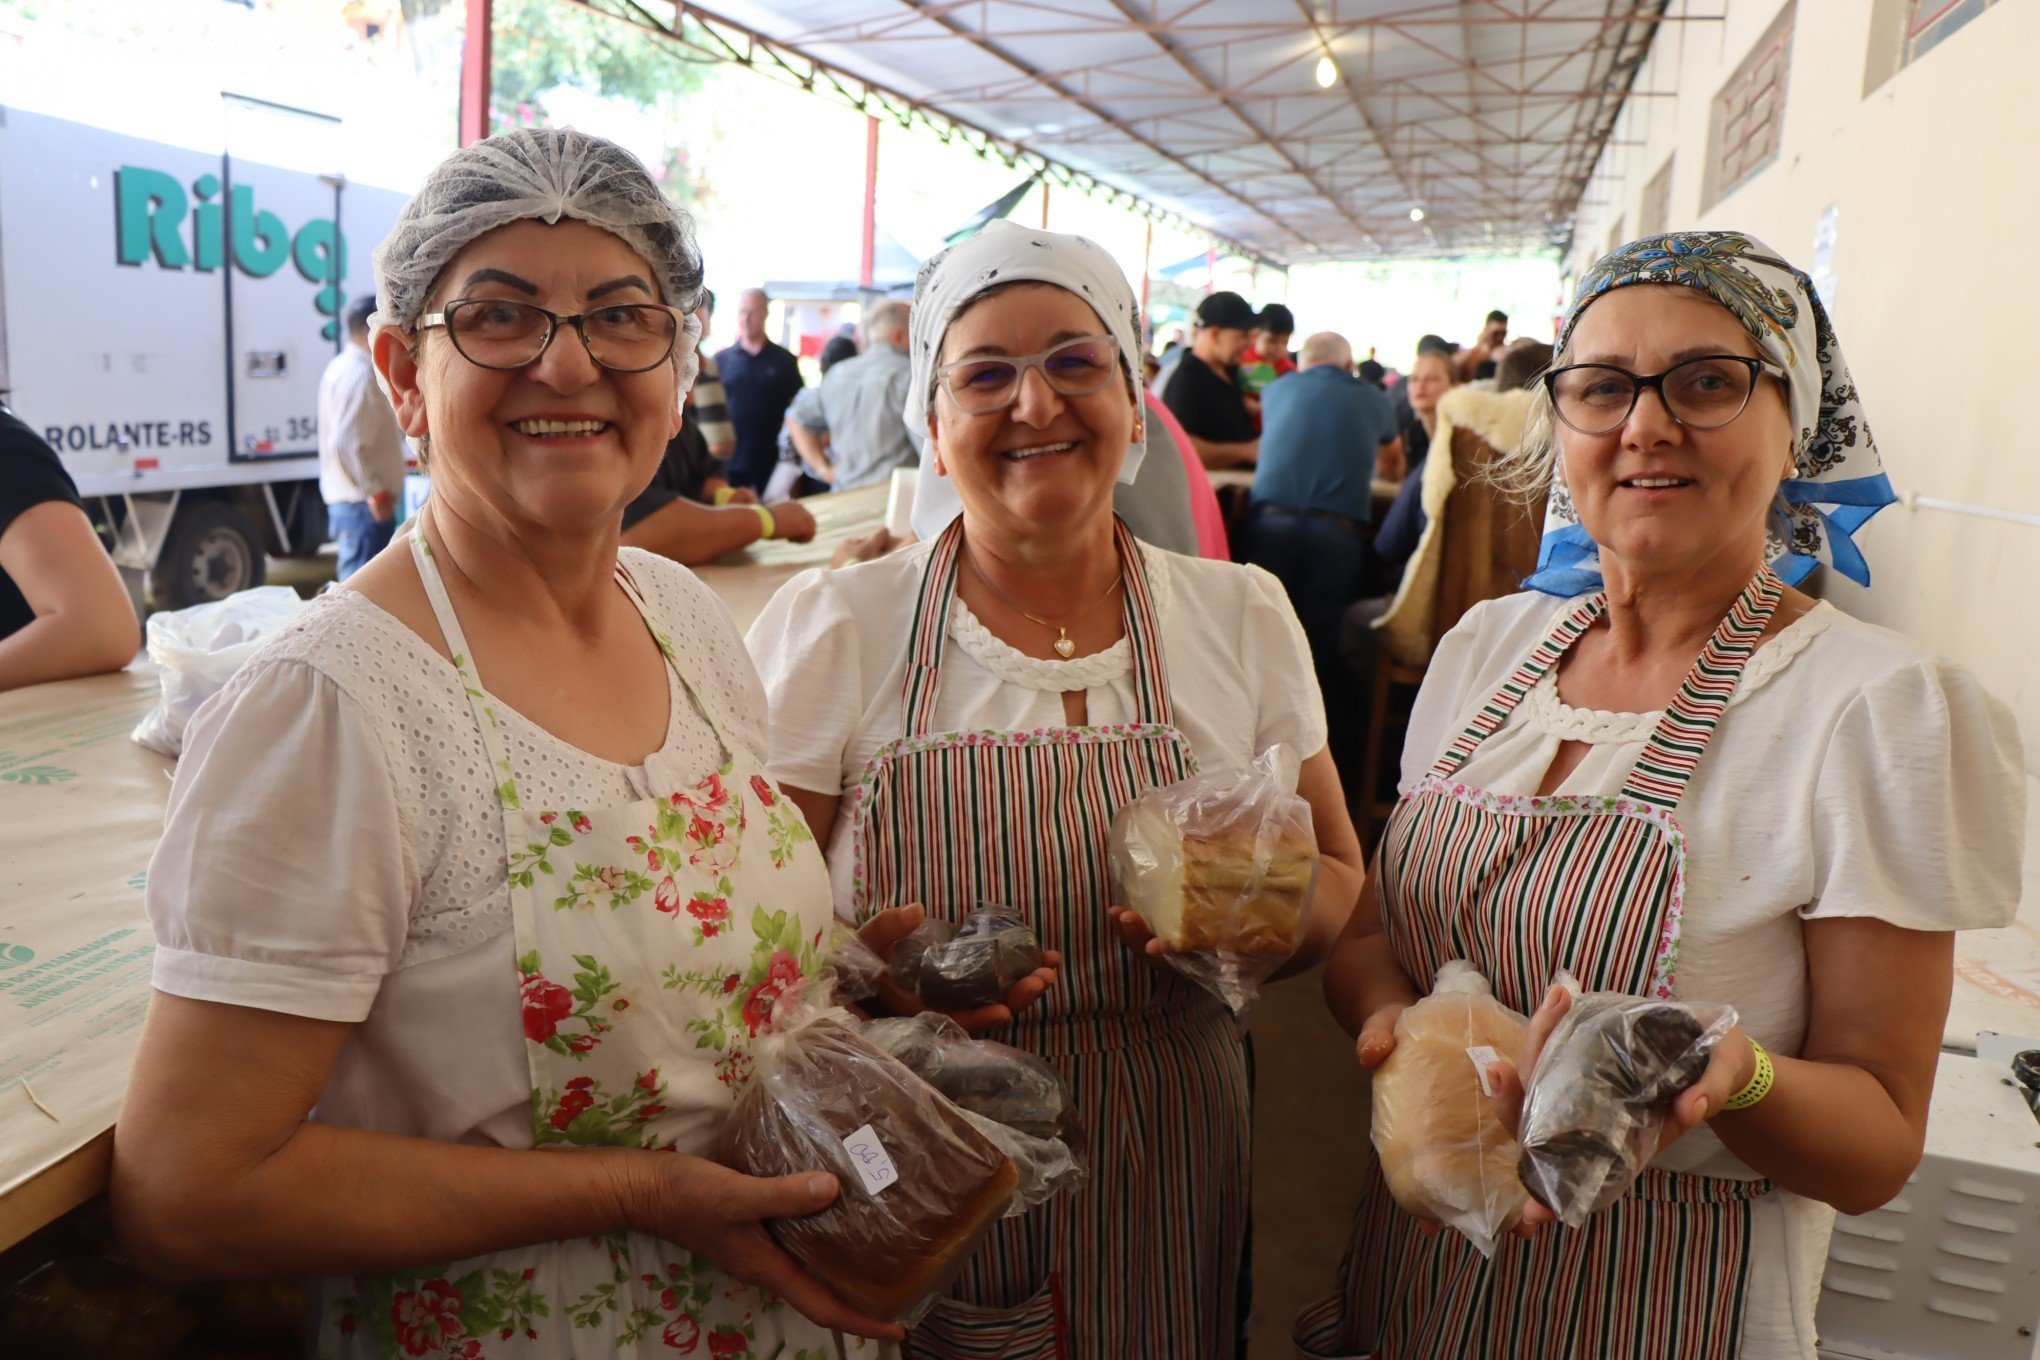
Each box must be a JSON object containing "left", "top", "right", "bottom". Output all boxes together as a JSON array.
[
  {"left": 1294, "top": 567, "right": 1784, "bottom": 1360},
  {"left": 847, "top": 517, "right": 1250, "bottom": 1360}
]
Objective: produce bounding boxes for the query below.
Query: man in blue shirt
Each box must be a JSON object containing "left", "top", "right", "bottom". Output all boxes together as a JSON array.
[
  {"left": 1237, "top": 331, "right": 1401, "bottom": 678},
  {"left": 714, "top": 288, "right": 805, "bottom": 491}
]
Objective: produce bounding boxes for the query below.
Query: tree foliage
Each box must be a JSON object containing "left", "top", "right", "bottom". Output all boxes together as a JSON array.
[
  {"left": 399, "top": 0, "right": 711, "bottom": 206},
  {"left": 397, "top": 0, "right": 704, "bottom": 124},
  {"left": 488, "top": 0, "right": 703, "bottom": 122}
]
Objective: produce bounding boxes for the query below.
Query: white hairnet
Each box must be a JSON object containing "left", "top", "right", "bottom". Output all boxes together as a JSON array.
[{"left": 372, "top": 128, "right": 704, "bottom": 331}]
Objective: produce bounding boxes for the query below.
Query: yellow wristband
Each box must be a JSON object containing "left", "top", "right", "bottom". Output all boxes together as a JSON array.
[
  {"left": 750, "top": 504, "right": 777, "bottom": 540},
  {"left": 1723, "top": 1038, "right": 1774, "bottom": 1111},
  {"left": 712, "top": 485, "right": 737, "bottom": 506}
]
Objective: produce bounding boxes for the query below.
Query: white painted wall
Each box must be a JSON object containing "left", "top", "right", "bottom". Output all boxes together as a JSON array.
[{"left": 1564, "top": 0, "right": 2040, "bottom": 767}]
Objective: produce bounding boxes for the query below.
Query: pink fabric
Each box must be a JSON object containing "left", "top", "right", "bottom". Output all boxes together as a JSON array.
[{"left": 1146, "top": 390, "right": 1229, "bottom": 560}]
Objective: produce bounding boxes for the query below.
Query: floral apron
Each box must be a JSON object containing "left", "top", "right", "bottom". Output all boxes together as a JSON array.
[
  {"left": 1294, "top": 567, "right": 1784, "bottom": 1360},
  {"left": 313, "top": 532, "right": 878, "bottom": 1360},
  {"left": 846, "top": 518, "right": 1251, "bottom": 1360}
]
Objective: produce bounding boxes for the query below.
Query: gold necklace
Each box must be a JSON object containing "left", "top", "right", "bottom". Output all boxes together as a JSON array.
[{"left": 965, "top": 549, "right": 1124, "bottom": 659}]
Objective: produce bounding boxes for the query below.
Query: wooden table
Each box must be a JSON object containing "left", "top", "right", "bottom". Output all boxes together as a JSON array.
[
  {"left": 0, "top": 487, "right": 888, "bottom": 1253},
  {"left": 0, "top": 667, "right": 168, "bottom": 1250},
  {"left": 692, "top": 482, "right": 887, "bottom": 630}
]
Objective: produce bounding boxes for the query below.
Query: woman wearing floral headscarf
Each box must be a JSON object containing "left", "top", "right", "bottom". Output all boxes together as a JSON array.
[{"left": 1299, "top": 232, "right": 2026, "bottom": 1359}]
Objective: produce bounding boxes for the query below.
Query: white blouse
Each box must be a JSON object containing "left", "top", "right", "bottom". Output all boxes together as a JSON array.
[
  {"left": 745, "top": 538, "right": 1329, "bottom": 913},
  {"left": 145, "top": 550, "right": 765, "bottom": 1149},
  {"left": 1400, "top": 589, "right": 2027, "bottom": 1360}
]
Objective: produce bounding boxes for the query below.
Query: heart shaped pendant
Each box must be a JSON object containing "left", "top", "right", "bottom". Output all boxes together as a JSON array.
[{"left": 1054, "top": 636, "right": 1077, "bottom": 658}]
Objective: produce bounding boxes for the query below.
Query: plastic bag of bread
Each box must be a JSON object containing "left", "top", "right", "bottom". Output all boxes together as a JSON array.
[
  {"left": 719, "top": 995, "right": 1019, "bottom": 1324},
  {"left": 863, "top": 1012, "right": 1088, "bottom": 1209},
  {"left": 1106, "top": 744, "right": 1318, "bottom": 1013},
  {"left": 1516, "top": 972, "right": 1738, "bottom": 1226},
  {"left": 889, "top": 904, "right": 1044, "bottom": 1010},
  {"left": 1369, "top": 961, "right": 1531, "bottom": 1256}
]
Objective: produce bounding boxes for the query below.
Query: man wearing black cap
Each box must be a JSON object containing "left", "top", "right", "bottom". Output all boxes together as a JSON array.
[{"left": 1160, "top": 291, "right": 1261, "bottom": 467}]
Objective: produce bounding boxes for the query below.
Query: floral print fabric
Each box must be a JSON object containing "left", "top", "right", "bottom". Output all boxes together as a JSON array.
[
  {"left": 311, "top": 537, "right": 876, "bottom": 1359},
  {"left": 1529, "top": 230, "right": 1895, "bottom": 594}
]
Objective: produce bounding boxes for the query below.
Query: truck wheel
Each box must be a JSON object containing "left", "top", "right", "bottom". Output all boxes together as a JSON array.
[{"left": 149, "top": 501, "right": 267, "bottom": 609}]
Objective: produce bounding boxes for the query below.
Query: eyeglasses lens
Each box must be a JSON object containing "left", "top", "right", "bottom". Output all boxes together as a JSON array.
[
  {"left": 1553, "top": 358, "right": 1757, "bottom": 434},
  {"left": 944, "top": 339, "right": 1117, "bottom": 413},
  {"left": 447, "top": 301, "right": 677, "bottom": 372}
]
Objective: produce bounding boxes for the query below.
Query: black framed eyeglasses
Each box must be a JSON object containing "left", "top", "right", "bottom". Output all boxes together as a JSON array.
[
  {"left": 1544, "top": 354, "right": 1788, "bottom": 436},
  {"left": 417, "top": 298, "right": 694, "bottom": 373}
]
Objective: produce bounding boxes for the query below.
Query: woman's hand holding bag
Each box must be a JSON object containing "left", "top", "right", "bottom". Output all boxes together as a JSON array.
[{"left": 855, "top": 904, "right": 1061, "bottom": 1032}]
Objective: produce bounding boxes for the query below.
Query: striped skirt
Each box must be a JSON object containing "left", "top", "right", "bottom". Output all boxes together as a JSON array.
[
  {"left": 908, "top": 1006, "right": 1250, "bottom": 1360},
  {"left": 1295, "top": 1158, "right": 1765, "bottom": 1360}
]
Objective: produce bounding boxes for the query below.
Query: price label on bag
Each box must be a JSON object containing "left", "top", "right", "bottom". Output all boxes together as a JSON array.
[
  {"left": 1465, "top": 1046, "right": 1503, "bottom": 1098},
  {"left": 842, "top": 1123, "right": 901, "bottom": 1196}
]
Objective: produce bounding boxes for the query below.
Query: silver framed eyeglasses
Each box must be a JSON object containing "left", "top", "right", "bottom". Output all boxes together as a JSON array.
[
  {"left": 1544, "top": 354, "right": 1788, "bottom": 436},
  {"left": 417, "top": 298, "right": 694, "bottom": 373},
  {"left": 935, "top": 335, "right": 1120, "bottom": 414}
]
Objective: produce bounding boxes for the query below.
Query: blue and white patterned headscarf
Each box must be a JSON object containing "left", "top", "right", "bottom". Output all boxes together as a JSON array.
[{"left": 1526, "top": 231, "right": 1895, "bottom": 596}]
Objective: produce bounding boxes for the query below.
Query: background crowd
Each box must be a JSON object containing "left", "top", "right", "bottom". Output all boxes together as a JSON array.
[{"left": 0, "top": 267, "right": 1540, "bottom": 810}]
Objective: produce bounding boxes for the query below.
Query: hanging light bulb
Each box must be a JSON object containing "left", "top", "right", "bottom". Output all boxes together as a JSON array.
[
  {"left": 1409, "top": 206, "right": 1426, "bottom": 222},
  {"left": 1315, "top": 55, "right": 1337, "bottom": 88}
]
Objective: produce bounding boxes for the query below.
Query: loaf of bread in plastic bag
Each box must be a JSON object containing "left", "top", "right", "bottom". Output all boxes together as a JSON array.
[{"left": 1370, "top": 961, "right": 1529, "bottom": 1255}]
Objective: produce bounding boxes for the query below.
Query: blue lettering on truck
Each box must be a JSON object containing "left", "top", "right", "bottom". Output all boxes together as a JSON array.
[{"left": 114, "top": 165, "right": 347, "bottom": 339}]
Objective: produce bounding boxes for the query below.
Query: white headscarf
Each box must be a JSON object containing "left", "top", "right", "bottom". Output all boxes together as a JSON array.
[{"left": 907, "top": 221, "right": 1147, "bottom": 539}]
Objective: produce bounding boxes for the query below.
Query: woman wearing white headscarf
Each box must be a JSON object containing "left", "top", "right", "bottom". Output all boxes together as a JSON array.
[
  {"left": 113, "top": 129, "right": 900, "bottom": 1358},
  {"left": 1300, "top": 232, "right": 2026, "bottom": 1359},
  {"left": 748, "top": 220, "right": 1366, "bottom": 1357}
]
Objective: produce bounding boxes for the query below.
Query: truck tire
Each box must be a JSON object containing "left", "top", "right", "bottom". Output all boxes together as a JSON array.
[{"left": 149, "top": 500, "right": 267, "bottom": 609}]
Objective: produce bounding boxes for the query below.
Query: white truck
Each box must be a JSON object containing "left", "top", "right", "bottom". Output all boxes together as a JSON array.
[{"left": 0, "top": 104, "right": 406, "bottom": 607}]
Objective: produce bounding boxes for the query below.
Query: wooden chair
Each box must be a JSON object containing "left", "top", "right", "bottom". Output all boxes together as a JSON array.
[{"left": 1357, "top": 417, "right": 1546, "bottom": 841}]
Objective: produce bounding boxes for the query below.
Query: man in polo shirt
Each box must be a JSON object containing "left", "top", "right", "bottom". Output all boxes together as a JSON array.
[
  {"left": 1160, "top": 291, "right": 1260, "bottom": 467},
  {"left": 714, "top": 288, "right": 804, "bottom": 491},
  {"left": 1236, "top": 331, "right": 1399, "bottom": 676}
]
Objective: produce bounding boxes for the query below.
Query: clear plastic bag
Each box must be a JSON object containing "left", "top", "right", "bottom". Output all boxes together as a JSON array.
[
  {"left": 1369, "top": 961, "right": 1530, "bottom": 1256},
  {"left": 888, "top": 903, "right": 1044, "bottom": 1010},
  {"left": 1106, "top": 744, "right": 1318, "bottom": 1013},
  {"left": 862, "top": 1013, "right": 1087, "bottom": 1210},
  {"left": 718, "top": 997, "right": 1018, "bottom": 1325},
  {"left": 1516, "top": 972, "right": 1738, "bottom": 1227},
  {"left": 130, "top": 586, "right": 307, "bottom": 757}
]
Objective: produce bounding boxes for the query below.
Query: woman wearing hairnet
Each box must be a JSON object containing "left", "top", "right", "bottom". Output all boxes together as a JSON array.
[{"left": 112, "top": 130, "right": 900, "bottom": 1358}]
